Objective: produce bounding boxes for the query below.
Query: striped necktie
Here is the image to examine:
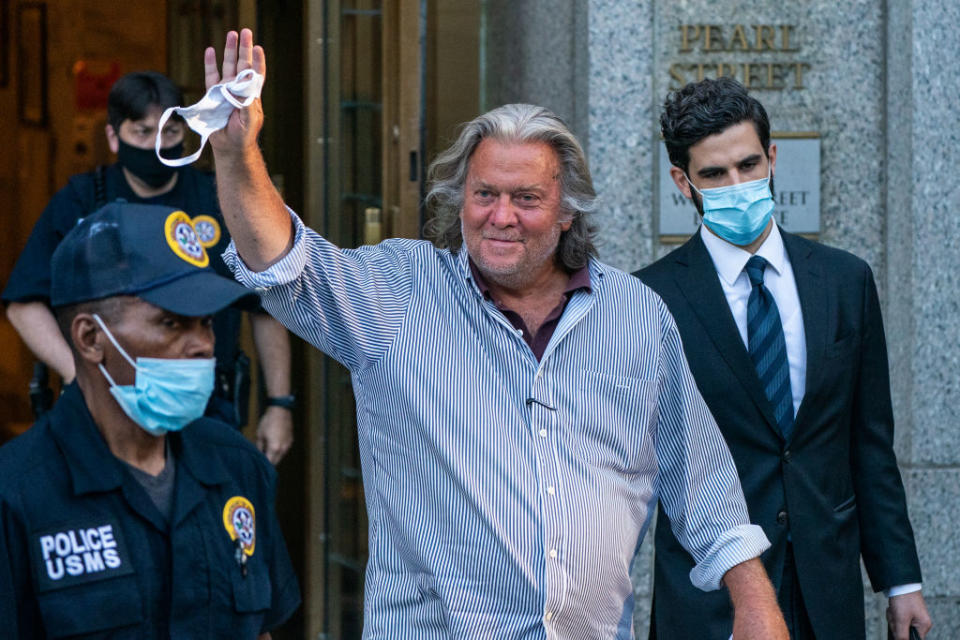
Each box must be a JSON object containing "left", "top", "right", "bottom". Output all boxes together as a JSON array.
[{"left": 745, "top": 255, "right": 794, "bottom": 438}]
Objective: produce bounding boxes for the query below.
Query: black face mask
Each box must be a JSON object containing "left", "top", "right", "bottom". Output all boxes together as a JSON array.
[{"left": 117, "top": 140, "right": 184, "bottom": 189}]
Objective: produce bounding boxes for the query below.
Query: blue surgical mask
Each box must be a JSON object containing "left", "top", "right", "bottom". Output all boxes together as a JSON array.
[
  {"left": 686, "top": 169, "right": 774, "bottom": 246},
  {"left": 93, "top": 314, "right": 215, "bottom": 436}
]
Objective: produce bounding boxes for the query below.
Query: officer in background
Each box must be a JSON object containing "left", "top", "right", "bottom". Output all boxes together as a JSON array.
[
  {"left": 2, "top": 71, "right": 294, "bottom": 464},
  {"left": 0, "top": 203, "right": 300, "bottom": 638}
]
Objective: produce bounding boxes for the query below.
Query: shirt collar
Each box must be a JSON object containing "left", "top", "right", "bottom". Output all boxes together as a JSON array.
[
  {"left": 465, "top": 256, "right": 593, "bottom": 303},
  {"left": 172, "top": 422, "right": 232, "bottom": 487},
  {"left": 48, "top": 383, "right": 127, "bottom": 496},
  {"left": 49, "top": 383, "right": 230, "bottom": 496},
  {"left": 699, "top": 222, "right": 787, "bottom": 286}
]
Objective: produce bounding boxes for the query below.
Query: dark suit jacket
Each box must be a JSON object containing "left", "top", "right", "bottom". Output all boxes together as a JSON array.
[{"left": 634, "top": 229, "right": 922, "bottom": 640}]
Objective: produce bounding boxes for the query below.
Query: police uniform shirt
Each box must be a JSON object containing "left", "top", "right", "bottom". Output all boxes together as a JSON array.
[
  {"left": 0, "top": 383, "right": 300, "bottom": 639},
  {"left": 1, "top": 163, "right": 244, "bottom": 387}
]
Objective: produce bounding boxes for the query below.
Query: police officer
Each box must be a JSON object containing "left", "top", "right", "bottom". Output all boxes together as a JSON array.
[
  {"left": 0, "top": 203, "right": 300, "bottom": 638},
  {"left": 2, "top": 71, "right": 294, "bottom": 464}
]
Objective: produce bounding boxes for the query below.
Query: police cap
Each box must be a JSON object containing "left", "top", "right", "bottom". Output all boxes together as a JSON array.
[{"left": 50, "top": 202, "right": 258, "bottom": 315}]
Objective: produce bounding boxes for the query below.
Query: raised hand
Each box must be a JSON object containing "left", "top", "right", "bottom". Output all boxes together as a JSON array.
[
  {"left": 203, "top": 28, "right": 266, "bottom": 156},
  {"left": 201, "top": 28, "right": 291, "bottom": 269}
]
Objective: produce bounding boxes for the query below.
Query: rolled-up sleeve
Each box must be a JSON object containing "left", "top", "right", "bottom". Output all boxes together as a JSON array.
[
  {"left": 222, "top": 208, "right": 417, "bottom": 371},
  {"left": 221, "top": 208, "right": 309, "bottom": 290},
  {"left": 653, "top": 299, "right": 770, "bottom": 591}
]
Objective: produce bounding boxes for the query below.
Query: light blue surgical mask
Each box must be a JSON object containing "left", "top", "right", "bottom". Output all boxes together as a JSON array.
[
  {"left": 93, "top": 314, "right": 215, "bottom": 436},
  {"left": 686, "top": 168, "right": 774, "bottom": 246}
]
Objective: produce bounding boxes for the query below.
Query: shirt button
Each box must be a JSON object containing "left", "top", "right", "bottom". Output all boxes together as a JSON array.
[
  {"left": 783, "top": 450, "right": 792, "bottom": 463},
  {"left": 539, "top": 429, "right": 548, "bottom": 438},
  {"left": 776, "top": 510, "right": 788, "bottom": 525},
  {"left": 545, "top": 611, "right": 553, "bottom": 621},
  {"left": 547, "top": 485, "right": 556, "bottom": 496},
  {"left": 549, "top": 548, "right": 558, "bottom": 559}
]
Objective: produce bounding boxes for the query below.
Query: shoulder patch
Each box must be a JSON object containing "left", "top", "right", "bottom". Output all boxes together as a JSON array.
[
  {"left": 222, "top": 496, "right": 256, "bottom": 556},
  {"left": 30, "top": 519, "right": 135, "bottom": 593},
  {"left": 164, "top": 210, "right": 209, "bottom": 267},
  {"left": 191, "top": 214, "right": 222, "bottom": 248}
]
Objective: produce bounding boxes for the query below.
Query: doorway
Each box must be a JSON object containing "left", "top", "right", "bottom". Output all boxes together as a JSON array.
[
  {"left": 302, "top": 1, "right": 482, "bottom": 638},
  {"left": 0, "top": 1, "right": 484, "bottom": 638}
]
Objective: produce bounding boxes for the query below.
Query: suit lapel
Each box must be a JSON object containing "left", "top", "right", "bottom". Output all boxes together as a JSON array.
[
  {"left": 672, "top": 234, "right": 782, "bottom": 438},
  {"left": 781, "top": 231, "right": 825, "bottom": 433}
]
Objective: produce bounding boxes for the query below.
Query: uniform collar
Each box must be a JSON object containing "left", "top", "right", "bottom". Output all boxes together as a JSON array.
[
  {"left": 48, "top": 383, "right": 127, "bottom": 496},
  {"left": 170, "top": 422, "right": 232, "bottom": 487},
  {"left": 699, "top": 221, "right": 787, "bottom": 286},
  {"left": 49, "top": 383, "right": 231, "bottom": 496}
]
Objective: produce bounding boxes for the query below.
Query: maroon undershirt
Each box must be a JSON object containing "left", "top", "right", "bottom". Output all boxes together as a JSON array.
[{"left": 469, "top": 258, "right": 592, "bottom": 361}]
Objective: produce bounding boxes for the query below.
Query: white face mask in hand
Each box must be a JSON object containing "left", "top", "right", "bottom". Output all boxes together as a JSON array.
[{"left": 155, "top": 69, "right": 265, "bottom": 167}]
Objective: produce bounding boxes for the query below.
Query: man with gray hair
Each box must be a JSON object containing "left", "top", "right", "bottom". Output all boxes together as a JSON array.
[{"left": 203, "top": 29, "right": 788, "bottom": 639}]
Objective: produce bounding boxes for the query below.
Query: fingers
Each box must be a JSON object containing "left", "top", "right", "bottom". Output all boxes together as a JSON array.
[
  {"left": 237, "top": 28, "right": 255, "bottom": 74},
  {"left": 887, "top": 609, "right": 908, "bottom": 640},
  {"left": 268, "top": 443, "right": 291, "bottom": 465},
  {"left": 205, "top": 30, "right": 238, "bottom": 90},
  {"left": 203, "top": 47, "right": 220, "bottom": 90},
  {"left": 887, "top": 600, "right": 933, "bottom": 640},
  {"left": 256, "top": 410, "right": 293, "bottom": 465},
  {"left": 253, "top": 45, "right": 267, "bottom": 77},
  {"left": 222, "top": 30, "right": 239, "bottom": 81},
  {"left": 261, "top": 438, "right": 291, "bottom": 465},
  {"left": 205, "top": 29, "right": 263, "bottom": 93},
  {"left": 886, "top": 604, "right": 902, "bottom": 639},
  {"left": 256, "top": 435, "right": 281, "bottom": 465},
  {"left": 264, "top": 442, "right": 279, "bottom": 465}
]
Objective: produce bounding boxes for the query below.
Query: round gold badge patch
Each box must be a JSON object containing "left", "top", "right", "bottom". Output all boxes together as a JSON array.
[
  {"left": 191, "top": 215, "right": 222, "bottom": 248},
  {"left": 222, "top": 496, "right": 256, "bottom": 556},
  {"left": 164, "top": 210, "right": 209, "bottom": 268}
]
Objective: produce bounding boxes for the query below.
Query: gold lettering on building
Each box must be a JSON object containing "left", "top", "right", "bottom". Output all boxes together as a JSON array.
[{"left": 669, "top": 24, "right": 810, "bottom": 90}]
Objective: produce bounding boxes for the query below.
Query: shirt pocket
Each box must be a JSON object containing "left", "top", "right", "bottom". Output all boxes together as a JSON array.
[
  {"left": 223, "top": 552, "right": 273, "bottom": 640},
  {"left": 36, "top": 574, "right": 143, "bottom": 638},
  {"left": 202, "top": 515, "right": 273, "bottom": 636},
  {"left": 232, "top": 558, "right": 273, "bottom": 613},
  {"left": 573, "top": 371, "right": 658, "bottom": 475}
]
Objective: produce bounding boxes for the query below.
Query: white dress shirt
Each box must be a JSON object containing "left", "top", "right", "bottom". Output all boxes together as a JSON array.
[
  {"left": 700, "top": 223, "right": 806, "bottom": 417},
  {"left": 699, "top": 223, "right": 920, "bottom": 600}
]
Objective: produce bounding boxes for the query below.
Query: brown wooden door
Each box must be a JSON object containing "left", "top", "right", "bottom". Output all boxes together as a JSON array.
[{"left": 0, "top": 0, "right": 168, "bottom": 443}]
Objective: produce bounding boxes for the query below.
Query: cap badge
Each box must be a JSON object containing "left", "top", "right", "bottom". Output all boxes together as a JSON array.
[
  {"left": 164, "top": 210, "right": 209, "bottom": 268},
  {"left": 222, "top": 496, "right": 256, "bottom": 556},
  {"left": 191, "top": 215, "right": 222, "bottom": 248}
]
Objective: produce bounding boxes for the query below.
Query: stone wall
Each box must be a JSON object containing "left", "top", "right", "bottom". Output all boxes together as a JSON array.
[{"left": 885, "top": 1, "right": 960, "bottom": 636}]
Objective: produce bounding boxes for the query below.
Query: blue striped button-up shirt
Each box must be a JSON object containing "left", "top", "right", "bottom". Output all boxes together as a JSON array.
[{"left": 224, "top": 212, "right": 769, "bottom": 639}]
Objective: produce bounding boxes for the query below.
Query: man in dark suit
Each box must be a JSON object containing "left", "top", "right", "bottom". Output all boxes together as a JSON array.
[{"left": 635, "top": 78, "right": 932, "bottom": 640}]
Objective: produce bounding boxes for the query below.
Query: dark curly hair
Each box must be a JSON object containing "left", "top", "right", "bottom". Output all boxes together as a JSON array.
[{"left": 660, "top": 77, "right": 771, "bottom": 174}]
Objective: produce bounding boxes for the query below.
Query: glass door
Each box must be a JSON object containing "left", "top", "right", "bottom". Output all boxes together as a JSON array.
[
  {"left": 304, "top": 1, "right": 425, "bottom": 637},
  {"left": 302, "top": 1, "right": 483, "bottom": 636}
]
